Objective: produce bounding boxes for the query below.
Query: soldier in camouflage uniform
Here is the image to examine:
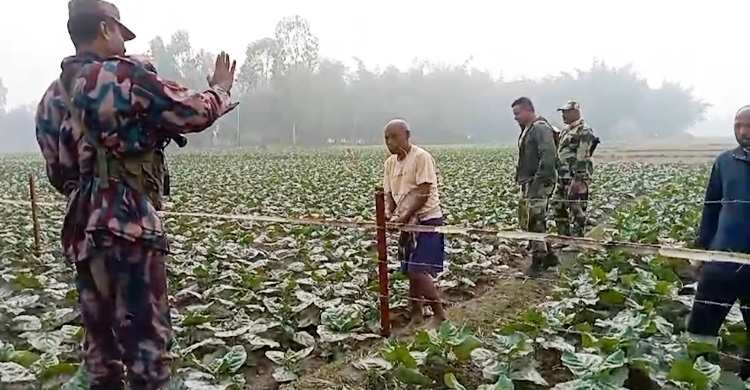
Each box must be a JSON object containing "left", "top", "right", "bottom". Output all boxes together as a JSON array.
[
  {"left": 511, "top": 97, "right": 560, "bottom": 276},
  {"left": 35, "top": 1, "right": 237, "bottom": 388},
  {"left": 553, "top": 100, "right": 598, "bottom": 238}
]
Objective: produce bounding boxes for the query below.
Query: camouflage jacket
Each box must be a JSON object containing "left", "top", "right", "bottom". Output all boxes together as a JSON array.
[
  {"left": 556, "top": 119, "right": 596, "bottom": 180},
  {"left": 35, "top": 52, "right": 233, "bottom": 262},
  {"left": 516, "top": 116, "right": 558, "bottom": 186}
]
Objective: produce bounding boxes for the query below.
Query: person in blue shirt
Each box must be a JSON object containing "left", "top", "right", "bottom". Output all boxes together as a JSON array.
[{"left": 688, "top": 105, "right": 750, "bottom": 379}]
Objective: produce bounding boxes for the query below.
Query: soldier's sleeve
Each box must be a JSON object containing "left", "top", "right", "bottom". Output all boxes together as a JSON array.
[
  {"left": 127, "top": 60, "right": 235, "bottom": 136},
  {"left": 532, "top": 123, "right": 557, "bottom": 184},
  {"left": 573, "top": 128, "right": 596, "bottom": 179},
  {"left": 34, "top": 83, "right": 66, "bottom": 195}
]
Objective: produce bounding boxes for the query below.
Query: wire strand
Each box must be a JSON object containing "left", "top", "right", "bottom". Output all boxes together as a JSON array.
[
  {"left": 5, "top": 198, "right": 750, "bottom": 265},
  {"left": 379, "top": 268, "right": 750, "bottom": 312},
  {"left": 4, "top": 197, "right": 750, "bottom": 208},
  {"left": 8, "top": 198, "right": 750, "bottom": 364}
]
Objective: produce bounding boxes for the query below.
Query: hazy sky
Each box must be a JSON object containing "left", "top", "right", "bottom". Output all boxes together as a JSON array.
[{"left": 1, "top": 0, "right": 747, "bottom": 135}]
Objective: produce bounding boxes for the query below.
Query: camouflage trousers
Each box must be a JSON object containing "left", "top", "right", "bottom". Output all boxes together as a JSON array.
[
  {"left": 553, "top": 178, "right": 589, "bottom": 237},
  {"left": 74, "top": 239, "right": 172, "bottom": 390},
  {"left": 518, "top": 182, "right": 554, "bottom": 259}
]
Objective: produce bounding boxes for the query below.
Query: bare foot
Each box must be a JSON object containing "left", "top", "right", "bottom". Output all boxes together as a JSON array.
[
  {"left": 395, "top": 316, "right": 425, "bottom": 337},
  {"left": 406, "top": 316, "right": 425, "bottom": 330}
]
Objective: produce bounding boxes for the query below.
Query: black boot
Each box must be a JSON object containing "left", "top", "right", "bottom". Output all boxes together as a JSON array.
[
  {"left": 572, "top": 218, "right": 586, "bottom": 237},
  {"left": 92, "top": 380, "right": 125, "bottom": 390},
  {"left": 543, "top": 252, "right": 560, "bottom": 268},
  {"left": 741, "top": 349, "right": 750, "bottom": 380},
  {"left": 741, "top": 363, "right": 750, "bottom": 381}
]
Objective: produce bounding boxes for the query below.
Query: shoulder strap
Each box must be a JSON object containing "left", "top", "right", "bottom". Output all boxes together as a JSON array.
[
  {"left": 532, "top": 117, "right": 560, "bottom": 147},
  {"left": 56, "top": 81, "right": 112, "bottom": 296},
  {"left": 57, "top": 78, "right": 110, "bottom": 188}
]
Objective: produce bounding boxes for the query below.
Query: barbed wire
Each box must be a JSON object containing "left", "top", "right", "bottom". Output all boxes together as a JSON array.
[
  {"left": 4, "top": 198, "right": 750, "bottom": 266},
  {"left": 0, "top": 198, "right": 63, "bottom": 207},
  {"left": 381, "top": 282, "right": 750, "bottom": 365},
  {"left": 535, "top": 326, "right": 750, "bottom": 365},
  {"left": 4, "top": 196, "right": 750, "bottom": 210},
  {"left": 6, "top": 198, "right": 750, "bottom": 366},
  {"left": 543, "top": 326, "right": 750, "bottom": 364},
  {"left": 385, "top": 192, "right": 750, "bottom": 205},
  {"left": 26, "top": 237, "right": 748, "bottom": 314},
  {"left": 4, "top": 192, "right": 750, "bottom": 309},
  {"left": 387, "top": 284, "right": 748, "bottom": 312},
  {"left": 719, "top": 352, "right": 750, "bottom": 364},
  {"left": 377, "top": 264, "right": 750, "bottom": 314}
]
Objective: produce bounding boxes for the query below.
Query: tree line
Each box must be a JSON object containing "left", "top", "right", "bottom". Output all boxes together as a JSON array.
[
  {"left": 0, "top": 15, "right": 708, "bottom": 152},
  {"left": 0, "top": 78, "right": 37, "bottom": 154}
]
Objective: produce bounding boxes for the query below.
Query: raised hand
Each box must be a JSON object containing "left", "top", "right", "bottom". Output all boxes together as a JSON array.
[{"left": 208, "top": 52, "right": 237, "bottom": 92}]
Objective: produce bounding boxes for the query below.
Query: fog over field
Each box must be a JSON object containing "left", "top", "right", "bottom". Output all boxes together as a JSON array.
[{"left": 0, "top": 0, "right": 747, "bottom": 153}]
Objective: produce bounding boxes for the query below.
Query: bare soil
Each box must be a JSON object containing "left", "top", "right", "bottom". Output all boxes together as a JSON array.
[
  {"left": 595, "top": 140, "right": 734, "bottom": 164},
  {"left": 287, "top": 256, "right": 562, "bottom": 390}
]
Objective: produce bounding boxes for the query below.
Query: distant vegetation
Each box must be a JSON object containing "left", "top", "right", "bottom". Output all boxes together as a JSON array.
[{"left": 0, "top": 16, "right": 708, "bottom": 152}]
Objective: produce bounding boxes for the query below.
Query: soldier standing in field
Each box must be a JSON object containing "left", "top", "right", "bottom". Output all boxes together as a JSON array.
[
  {"left": 553, "top": 100, "right": 598, "bottom": 239},
  {"left": 511, "top": 97, "right": 560, "bottom": 276},
  {"left": 383, "top": 119, "right": 447, "bottom": 331},
  {"left": 35, "top": 1, "right": 237, "bottom": 388}
]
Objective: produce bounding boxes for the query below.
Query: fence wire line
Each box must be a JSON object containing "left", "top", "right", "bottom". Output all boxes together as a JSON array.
[
  {"left": 531, "top": 325, "right": 750, "bottom": 364},
  {"left": 0, "top": 197, "right": 608, "bottom": 207},
  {"left": 719, "top": 352, "right": 750, "bottom": 364},
  {"left": 7, "top": 202, "right": 750, "bottom": 365},
  {"left": 163, "top": 211, "right": 750, "bottom": 266},
  {"left": 550, "top": 326, "right": 750, "bottom": 365},
  {"left": 380, "top": 269, "right": 750, "bottom": 313},
  {"left": 0, "top": 198, "right": 62, "bottom": 207},
  {"left": 382, "top": 282, "right": 750, "bottom": 365},
  {"left": 379, "top": 192, "right": 750, "bottom": 205},
  {"left": 6, "top": 196, "right": 750, "bottom": 209},
  {"left": 4, "top": 198, "right": 750, "bottom": 266}
]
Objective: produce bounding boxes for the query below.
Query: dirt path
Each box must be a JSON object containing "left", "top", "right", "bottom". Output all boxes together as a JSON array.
[
  {"left": 595, "top": 143, "right": 729, "bottom": 164},
  {"left": 285, "top": 268, "right": 552, "bottom": 390}
]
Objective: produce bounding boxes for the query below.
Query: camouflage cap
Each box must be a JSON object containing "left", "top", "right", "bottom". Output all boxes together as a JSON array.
[
  {"left": 68, "top": 0, "right": 135, "bottom": 41},
  {"left": 557, "top": 100, "right": 580, "bottom": 111}
]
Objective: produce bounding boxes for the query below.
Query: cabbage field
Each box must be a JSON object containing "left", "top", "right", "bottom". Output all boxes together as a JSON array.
[{"left": 0, "top": 146, "right": 744, "bottom": 390}]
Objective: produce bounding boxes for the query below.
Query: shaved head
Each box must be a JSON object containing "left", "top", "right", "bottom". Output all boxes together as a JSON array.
[
  {"left": 385, "top": 119, "right": 410, "bottom": 135},
  {"left": 735, "top": 105, "right": 750, "bottom": 148},
  {"left": 384, "top": 119, "right": 412, "bottom": 156}
]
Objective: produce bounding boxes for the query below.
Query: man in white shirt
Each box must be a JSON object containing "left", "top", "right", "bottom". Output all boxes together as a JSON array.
[{"left": 383, "top": 119, "right": 446, "bottom": 331}]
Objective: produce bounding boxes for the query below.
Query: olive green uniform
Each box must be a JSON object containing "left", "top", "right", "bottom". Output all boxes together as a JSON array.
[{"left": 516, "top": 116, "right": 558, "bottom": 261}]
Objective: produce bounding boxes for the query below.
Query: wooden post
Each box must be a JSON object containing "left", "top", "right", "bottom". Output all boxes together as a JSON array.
[
  {"left": 375, "top": 188, "right": 391, "bottom": 336},
  {"left": 28, "top": 174, "right": 41, "bottom": 255}
]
